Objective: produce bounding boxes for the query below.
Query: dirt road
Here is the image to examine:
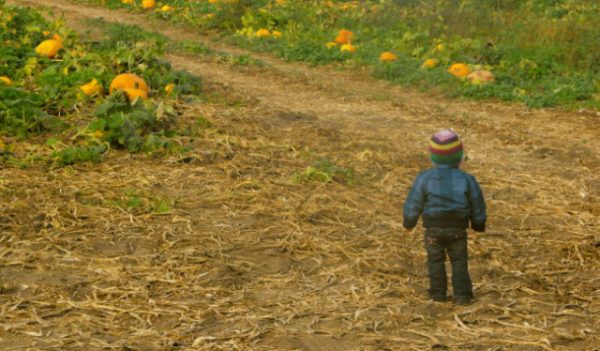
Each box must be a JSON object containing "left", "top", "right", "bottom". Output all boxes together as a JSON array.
[{"left": 2, "top": 0, "right": 599, "bottom": 350}]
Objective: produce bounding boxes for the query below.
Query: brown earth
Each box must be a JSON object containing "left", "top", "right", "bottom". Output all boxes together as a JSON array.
[{"left": 1, "top": 0, "right": 599, "bottom": 350}]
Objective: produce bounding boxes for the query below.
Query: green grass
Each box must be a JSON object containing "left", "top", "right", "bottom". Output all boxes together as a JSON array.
[{"left": 108, "top": 188, "right": 174, "bottom": 214}]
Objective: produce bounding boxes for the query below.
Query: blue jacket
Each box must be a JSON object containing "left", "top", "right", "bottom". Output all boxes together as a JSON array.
[{"left": 403, "top": 165, "right": 486, "bottom": 231}]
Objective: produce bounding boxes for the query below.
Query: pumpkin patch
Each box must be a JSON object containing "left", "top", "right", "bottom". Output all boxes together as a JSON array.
[
  {"left": 65, "top": 0, "right": 600, "bottom": 109},
  {"left": 2, "top": 3, "right": 599, "bottom": 351},
  {"left": 0, "top": 2, "right": 202, "bottom": 166}
]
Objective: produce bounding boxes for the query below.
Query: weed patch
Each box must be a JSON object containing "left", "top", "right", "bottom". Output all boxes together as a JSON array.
[{"left": 293, "top": 158, "right": 358, "bottom": 185}]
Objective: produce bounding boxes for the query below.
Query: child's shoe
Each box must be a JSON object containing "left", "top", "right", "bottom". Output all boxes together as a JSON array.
[
  {"left": 430, "top": 296, "right": 448, "bottom": 302},
  {"left": 453, "top": 297, "right": 473, "bottom": 305}
]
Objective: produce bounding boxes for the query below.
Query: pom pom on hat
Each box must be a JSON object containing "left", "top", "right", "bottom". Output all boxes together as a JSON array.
[{"left": 429, "top": 128, "right": 464, "bottom": 165}]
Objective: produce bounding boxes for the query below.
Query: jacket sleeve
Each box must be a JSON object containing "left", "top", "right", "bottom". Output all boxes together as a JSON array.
[
  {"left": 467, "top": 175, "right": 487, "bottom": 232},
  {"left": 403, "top": 173, "right": 426, "bottom": 229}
]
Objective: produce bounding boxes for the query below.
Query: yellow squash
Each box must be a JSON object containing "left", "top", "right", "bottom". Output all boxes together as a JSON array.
[
  {"left": 35, "top": 39, "right": 63, "bottom": 58},
  {"left": 0, "top": 76, "right": 13, "bottom": 85},
  {"left": 80, "top": 79, "right": 104, "bottom": 96},
  {"left": 165, "top": 83, "right": 175, "bottom": 95},
  {"left": 340, "top": 44, "right": 356, "bottom": 53}
]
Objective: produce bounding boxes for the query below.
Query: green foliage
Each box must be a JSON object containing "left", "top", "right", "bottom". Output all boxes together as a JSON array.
[
  {"left": 0, "top": 86, "right": 55, "bottom": 137},
  {"left": 112, "top": 188, "right": 173, "bottom": 214},
  {"left": 152, "top": 199, "right": 172, "bottom": 214},
  {"left": 293, "top": 158, "right": 358, "bottom": 185},
  {"left": 209, "top": 0, "right": 270, "bottom": 31},
  {"left": 174, "top": 40, "right": 213, "bottom": 56},
  {"left": 51, "top": 143, "right": 107, "bottom": 165},
  {"left": 90, "top": 92, "right": 179, "bottom": 154},
  {"left": 101, "top": 21, "right": 168, "bottom": 49}
]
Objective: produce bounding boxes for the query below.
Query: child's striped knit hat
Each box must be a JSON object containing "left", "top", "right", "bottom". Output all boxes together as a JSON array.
[{"left": 429, "top": 128, "right": 464, "bottom": 165}]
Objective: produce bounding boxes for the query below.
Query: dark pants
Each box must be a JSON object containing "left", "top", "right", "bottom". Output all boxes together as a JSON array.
[{"left": 424, "top": 227, "right": 473, "bottom": 301}]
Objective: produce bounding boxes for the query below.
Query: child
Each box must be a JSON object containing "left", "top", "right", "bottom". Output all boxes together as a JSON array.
[{"left": 403, "top": 128, "right": 486, "bottom": 305}]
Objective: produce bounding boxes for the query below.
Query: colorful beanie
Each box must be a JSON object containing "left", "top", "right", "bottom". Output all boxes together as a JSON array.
[{"left": 429, "top": 128, "right": 464, "bottom": 165}]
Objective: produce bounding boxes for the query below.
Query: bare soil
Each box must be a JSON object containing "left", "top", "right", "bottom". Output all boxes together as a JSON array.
[{"left": 1, "top": 1, "right": 599, "bottom": 350}]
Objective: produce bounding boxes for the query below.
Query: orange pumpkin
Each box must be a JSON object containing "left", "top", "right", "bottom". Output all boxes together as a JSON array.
[
  {"left": 448, "top": 63, "right": 470, "bottom": 77},
  {"left": 379, "top": 51, "right": 397, "bottom": 62},
  {"left": 142, "top": 0, "right": 156, "bottom": 9},
  {"left": 123, "top": 89, "right": 147, "bottom": 101},
  {"left": 335, "top": 29, "right": 353, "bottom": 45},
  {"left": 256, "top": 28, "right": 271, "bottom": 38},
  {"left": 109, "top": 73, "right": 148, "bottom": 101}
]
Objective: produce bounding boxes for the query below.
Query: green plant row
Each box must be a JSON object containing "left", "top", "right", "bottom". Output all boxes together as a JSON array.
[
  {"left": 73, "top": 0, "right": 600, "bottom": 109},
  {"left": 0, "top": 2, "right": 202, "bottom": 166}
]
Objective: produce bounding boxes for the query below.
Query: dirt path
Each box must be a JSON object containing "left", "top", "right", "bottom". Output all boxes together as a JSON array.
[
  {"left": 3, "top": 0, "right": 600, "bottom": 350},
  {"left": 9, "top": 0, "right": 600, "bottom": 179}
]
